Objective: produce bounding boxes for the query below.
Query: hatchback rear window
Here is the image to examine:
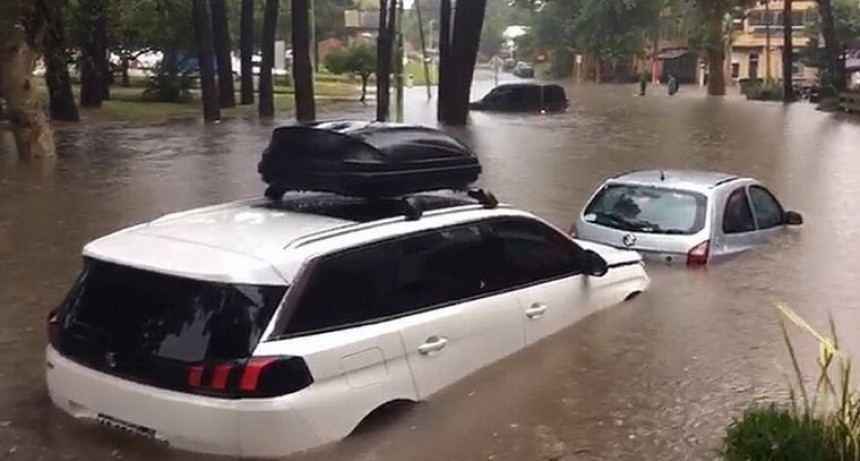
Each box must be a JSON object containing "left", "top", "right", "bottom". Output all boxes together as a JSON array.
[
  {"left": 583, "top": 184, "right": 707, "bottom": 235},
  {"left": 57, "top": 259, "right": 286, "bottom": 366}
]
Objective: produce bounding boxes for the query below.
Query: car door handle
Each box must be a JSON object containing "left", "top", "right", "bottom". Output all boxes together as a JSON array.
[
  {"left": 525, "top": 303, "right": 548, "bottom": 319},
  {"left": 418, "top": 336, "right": 449, "bottom": 355}
]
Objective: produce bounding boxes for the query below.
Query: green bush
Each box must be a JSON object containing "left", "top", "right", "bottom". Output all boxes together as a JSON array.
[
  {"left": 746, "top": 82, "right": 784, "bottom": 101},
  {"left": 723, "top": 404, "right": 838, "bottom": 461},
  {"left": 142, "top": 59, "right": 194, "bottom": 103}
]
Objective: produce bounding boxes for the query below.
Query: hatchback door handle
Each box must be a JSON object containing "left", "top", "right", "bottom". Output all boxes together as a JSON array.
[
  {"left": 418, "top": 336, "right": 449, "bottom": 355},
  {"left": 525, "top": 303, "right": 548, "bottom": 319}
]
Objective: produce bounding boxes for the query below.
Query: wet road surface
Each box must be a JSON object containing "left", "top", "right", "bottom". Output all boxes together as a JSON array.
[{"left": 3, "top": 75, "right": 860, "bottom": 460}]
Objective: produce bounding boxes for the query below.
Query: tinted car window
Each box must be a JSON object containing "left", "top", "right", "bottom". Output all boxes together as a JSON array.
[
  {"left": 723, "top": 188, "right": 756, "bottom": 234},
  {"left": 284, "top": 244, "right": 398, "bottom": 335},
  {"left": 284, "top": 223, "right": 497, "bottom": 336},
  {"left": 393, "top": 224, "right": 496, "bottom": 312},
  {"left": 58, "top": 259, "right": 286, "bottom": 365},
  {"left": 488, "top": 219, "right": 583, "bottom": 288},
  {"left": 749, "top": 186, "right": 784, "bottom": 229},
  {"left": 584, "top": 184, "right": 707, "bottom": 234}
]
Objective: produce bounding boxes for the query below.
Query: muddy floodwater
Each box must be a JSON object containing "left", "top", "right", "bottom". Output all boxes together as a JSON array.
[{"left": 4, "top": 76, "right": 860, "bottom": 460}]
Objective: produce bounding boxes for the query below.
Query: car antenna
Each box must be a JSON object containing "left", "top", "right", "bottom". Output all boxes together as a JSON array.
[{"left": 659, "top": 169, "right": 666, "bottom": 181}]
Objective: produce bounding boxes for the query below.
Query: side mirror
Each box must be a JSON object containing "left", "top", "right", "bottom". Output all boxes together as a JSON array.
[
  {"left": 785, "top": 211, "right": 804, "bottom": 226},
  {"left": 584, "top": 249, "right": 609, "bottom": 277}
]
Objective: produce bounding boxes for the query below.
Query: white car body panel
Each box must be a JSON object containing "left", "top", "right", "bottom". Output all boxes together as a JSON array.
[
  {"left": 47, "top": 197, "right": 650, "bottom": 458},
  {"left": 398, "top": 292, "right": 525, "bottom": 399}
]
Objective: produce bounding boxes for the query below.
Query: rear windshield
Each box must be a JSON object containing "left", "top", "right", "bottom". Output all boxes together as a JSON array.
[
  {"left": 583, "top": 184, "right": 707, "bottom": 235},
  {"left": 58, "top": 259, "right": 286, "bottom": 364}
]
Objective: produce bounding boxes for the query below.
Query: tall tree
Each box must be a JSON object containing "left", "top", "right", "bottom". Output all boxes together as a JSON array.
[
  {"left": 38, "top": 0, "right": 80, "bottom": 121},
  {"left": 439, "top": 0, "right": 488, "bottom": 125},
  {"left": 292, "top": 0, "right": 317, "bottom": 121},
  {"left": 817, "top": 0, "right": 844, "bottom": 91},
  {"left": 239, "top": 0, "right": 254, "bottom": 105},
  {"left": 259, "top": 0, "right": 278, "bottom": 117},
  {"left": 192, "top": 0, "right": 221, "bottom": 121},
  {"left": 783, "top": 0, "right": 794, "bottom": 101},
  {"left": 78, "top": 0, "right": 109, "bottom": 108},
  {"left": 377, "top": 0, "right": 394, "bottom": 121},
  {"left": 210, "top": 0, "right": 236, "bottom": 108},
  {"left": 0, "top": 0, "right": 56, "bottom": 157}
]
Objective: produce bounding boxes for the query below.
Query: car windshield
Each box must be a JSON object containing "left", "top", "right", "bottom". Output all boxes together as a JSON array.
[
  {"left": 58, "top": 259, "right": 287, "bottom": 364},
  {"left": 583, "top": 184, "right": 707, "bottom": 235}
]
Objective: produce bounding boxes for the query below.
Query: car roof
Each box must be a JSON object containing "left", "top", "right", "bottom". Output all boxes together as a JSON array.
[
  {"left": 607, "top": 169, "right": 745, "bottom": 193},
  {"left": 81, "top": 192, "right": 498, "bottom": 284}
]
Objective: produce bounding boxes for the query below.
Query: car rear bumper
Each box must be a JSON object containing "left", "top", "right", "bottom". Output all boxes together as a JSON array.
[{"left": 45, "top": 346, "right": 321, "bottom": 458}]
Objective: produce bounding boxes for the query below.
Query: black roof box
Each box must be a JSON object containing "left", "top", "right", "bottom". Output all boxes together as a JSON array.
[{"left": 258, "top": 120, "right": 482, "bottom": 198}]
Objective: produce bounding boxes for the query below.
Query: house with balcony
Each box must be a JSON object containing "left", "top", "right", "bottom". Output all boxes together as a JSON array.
[{"left": 730, "top": 0, "right": 819, "bottom": 83}]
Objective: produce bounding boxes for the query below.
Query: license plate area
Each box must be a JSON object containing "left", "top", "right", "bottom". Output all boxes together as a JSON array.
[{"left": 96, "top": 413, "right": 162, "bottom": 441}]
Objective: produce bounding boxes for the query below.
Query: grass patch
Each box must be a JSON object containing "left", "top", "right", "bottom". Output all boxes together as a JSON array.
[
  {"left": 404, "top": 59, "right": 438, "bottom": 86},
  {"left": 31, "top": 77, "right": 357, "bottom": 123},
  {"left": 723, "top": 404, "right": 839, "bottom": 461},
  {"left": 722, "top": 304, "right": 860, "bottom": 461}
]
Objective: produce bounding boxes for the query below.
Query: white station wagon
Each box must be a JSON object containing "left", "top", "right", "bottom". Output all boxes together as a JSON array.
[{"left": 46, "top": 122, "right": 650, "bottom": 458}]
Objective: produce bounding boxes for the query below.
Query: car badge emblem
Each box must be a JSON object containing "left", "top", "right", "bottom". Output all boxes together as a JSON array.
[
  {"left": 105, "top": 352, "right": 118, "bottom": 369},
  {"left": 622, "top": 233, "right": 637, "bottom": 248}
]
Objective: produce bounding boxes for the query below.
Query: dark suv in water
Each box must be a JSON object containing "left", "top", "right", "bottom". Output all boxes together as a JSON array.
[{"left": 470, "top": 83, "right": 568, "bottom": 114}]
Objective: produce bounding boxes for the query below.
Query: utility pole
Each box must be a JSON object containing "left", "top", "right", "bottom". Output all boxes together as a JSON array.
[
  {"left": 783, "top": 0, "right": 794, "bottom": 101},
  {"left": 764, "top": 0, "right": 772, "bottom": 83},
  {"left": 395, "top": 0, "right": 404, "bottom": 122},
  {"left": 416, "top": 0, "right": 432, "bottom": 100}
]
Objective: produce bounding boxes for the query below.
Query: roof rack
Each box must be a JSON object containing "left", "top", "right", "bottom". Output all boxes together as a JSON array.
[{"left": 467, "top": 188, "right": 499, "bottom": 209}]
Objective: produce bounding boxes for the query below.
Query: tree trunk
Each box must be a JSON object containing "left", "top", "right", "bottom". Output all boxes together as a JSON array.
[
  {"left": 259, "top": 0, "right": 278, "bottom": 117},
  {"left": 192, "top": 0, "right": 221, "bottom": 122},
  {"left": 816, "top": 0, "right": 843, "bottom": 91},
  {"left": 360, "top": 74, "right": 368, "bottom": 103},
  {"left": 707, "top": 48, "right": 726, "bottom": 96},
  {"left": 0, "top": 32, "right": 56, "bottom": 157},
  {"left": 376, "top": 0, "right": 392, "bottom": 121},
  {"left": 79, "top": 0, "right": 108, "bottom": 108},
  {"left": 210, "top": 0, "right": 236, "bottom": 108},
  {"left": 239, "top": 0, "right": 254, "bottom": 105},
  {"left": 121, "top": 54, "right": 131, "bottom": 87},
  {"left": 39, "top": 0, "right": 80, "bottom": 121},
  {"left": 595, "top": 61, "right": 601, "bottom": 84},
  {"left": 438, "top": 0, "right": 486, "bottom": 126},
  {"left": 291, "top": 0, "right": 316, "bottom": 121},
  {"left": 436, "top": 0, "right": 452, "bottom": 122},
  {"left": 783, "top": 0, "right": 794, "bottom": 101}
]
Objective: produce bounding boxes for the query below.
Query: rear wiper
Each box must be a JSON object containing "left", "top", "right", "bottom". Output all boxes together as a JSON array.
[{"left": 593, "top": 212, "right": 640, "bottom": 231}]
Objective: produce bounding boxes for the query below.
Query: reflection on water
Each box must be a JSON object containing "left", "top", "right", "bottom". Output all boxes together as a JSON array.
[{"left": 3, "top": 78, "right": 860, "bottom": 460}]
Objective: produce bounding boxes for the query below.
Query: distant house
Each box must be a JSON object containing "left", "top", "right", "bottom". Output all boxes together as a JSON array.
[
  {"left": 730, "top": 0, "right": 819, "bottom": 83},
  {"left": 318, "top": 37, "right": 345, "bottom": 64},
  {"left": 344, "top": 8, "right": 379, "bottom": 45}
]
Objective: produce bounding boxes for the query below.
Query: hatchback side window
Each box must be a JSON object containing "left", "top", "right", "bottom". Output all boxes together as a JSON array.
[
  {"left": 488, "top": 219, "right": 584, "bottom": 288},
  {"left": 284, "top": 244, "right": 397, "bottom": 335},
  {"left": 723, "top": 188, "right": 756, "bottom": 234},
  {"left": 749, "top": 186, "right": 785, "bottom": 230},
  {"left": 392, "top": 224, "right": 496, "bottom": 312}
]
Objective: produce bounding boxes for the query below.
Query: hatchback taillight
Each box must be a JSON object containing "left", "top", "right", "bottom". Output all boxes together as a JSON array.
[
  {"left": 186, "top": 356, "right": 313, "bottom": 399},
  {"left": 687, "top": 240, "right": 710, "bottom": 266}
]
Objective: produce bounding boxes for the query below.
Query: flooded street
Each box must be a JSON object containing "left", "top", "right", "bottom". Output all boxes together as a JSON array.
[{"left": 4, "top": 75, "right": 860, "bottom": 460}]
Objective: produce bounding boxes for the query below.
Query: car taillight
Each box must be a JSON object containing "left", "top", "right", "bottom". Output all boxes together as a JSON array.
[
  {"left": 567, "top": 222, "right": 577, "bottom": 237},
  {"left": 687, "top": 240, "right": 710, "bottom": 266},
  {"left": 186, "top": 356, "right": 313, "bottom": 399}
]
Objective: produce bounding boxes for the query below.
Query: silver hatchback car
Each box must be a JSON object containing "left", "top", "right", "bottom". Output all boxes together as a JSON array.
[{"left": 573, "top": 170, "right": 803, "bottom": 266}]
